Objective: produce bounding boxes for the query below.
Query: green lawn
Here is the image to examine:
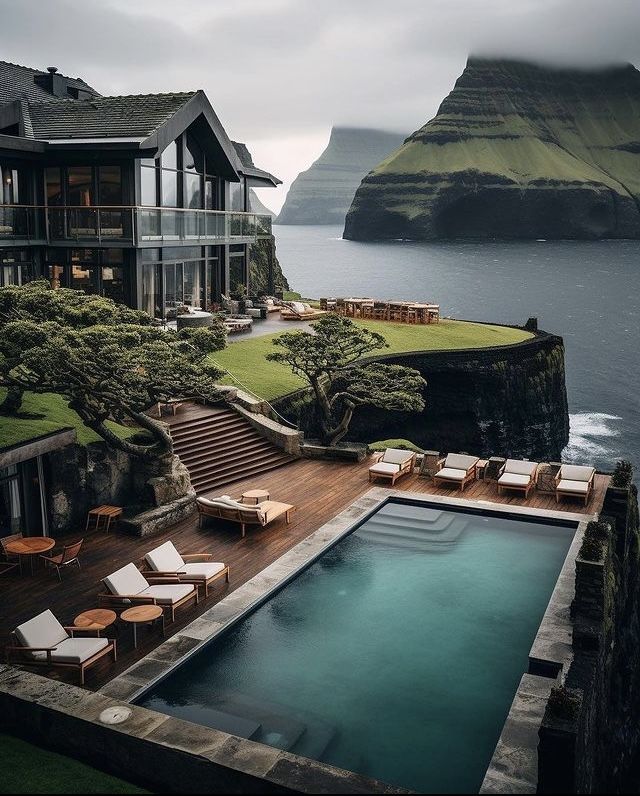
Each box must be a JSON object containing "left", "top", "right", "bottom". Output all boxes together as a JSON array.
[
  {"left": 0, "top": 390, "right": 136, "bottom": 451},
  {"left": 212, "top": 319, "right": 532, "bottom": 401},
  {"left": 0, "top": 733, "right": 148, "bottom": 794}
]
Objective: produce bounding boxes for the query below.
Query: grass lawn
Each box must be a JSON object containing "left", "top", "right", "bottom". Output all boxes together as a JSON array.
[
  {"left": 0, "top": 733, "right": 149, "bottom": 794},
  {"left": 0, "top": 390, "right": 136, "bottom": 451},
  {"left": 212, "top": 319, "right": 532, "bottom": 401}
]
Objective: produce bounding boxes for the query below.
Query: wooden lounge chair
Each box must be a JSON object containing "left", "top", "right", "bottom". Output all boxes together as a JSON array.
[
  {"left": 555, "top": 464, "right": 596, "bottom": 506},
  {"left": 196, "top": 495, "right": 294, "bottom": 538},
  {"left": 40, "top": 539, "right": 84, "bottom": 581},
  {"left": 144, "top": 541, "right": 229, "bottom": 597},
  {"left": 98, "top": 562, "right": 199, "bottom": 623},
  {"left": 433, "top": 454, "right": 480, "bottom": 492},
  {"left": 497, "top": 460, "right": 539, "bottom": 499},
  {"left": 7, "top": 609, "right": 116, "bottom": 685},
  {"left": 368, "top": 448, "right": 417, "bottom": 486},
  {"left": 280, "top": 301, "right": 326, "bottom": 321}
]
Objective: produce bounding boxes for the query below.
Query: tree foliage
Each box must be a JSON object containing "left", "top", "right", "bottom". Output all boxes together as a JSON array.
[
  {"left": 267, "top": 314, "right": 426, "bottom": 446},
  {"left": 0, "top": 282, "right": 227, "bottom": 459}
]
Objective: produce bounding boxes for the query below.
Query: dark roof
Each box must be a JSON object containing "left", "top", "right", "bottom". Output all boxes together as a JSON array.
[
  {"left": 27, "top": 92, "right": 196, "bottom": 140},
  {"left": 232, "top": 140, "right": 281, "bottom": 187},
  {"left": 0, "top": 60, "right": 98, "bottom": 105}
]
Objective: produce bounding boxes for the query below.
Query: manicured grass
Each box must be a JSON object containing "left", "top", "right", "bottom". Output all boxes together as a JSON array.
[
  {"left": 369, "top": 438, "right": 425, "bottom": 453},
  {"left": 0, "top": 390, "right": 136, "bottom": 451},
  {"left": 0, "top": 733, "right": 149, "bottom": 794},
  {"left": 212, "top": 319, "right": 532, "bottom": 401}
]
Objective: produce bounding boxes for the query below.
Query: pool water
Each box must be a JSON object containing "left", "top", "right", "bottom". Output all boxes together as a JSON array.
[{"left": 138, "top": 501, "right": 575, "bottom": 793}]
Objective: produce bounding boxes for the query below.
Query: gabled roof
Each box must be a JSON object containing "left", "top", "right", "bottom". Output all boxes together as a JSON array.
[
  {"left": 0, "top": 60, "right": 98, "bottom": 105},
  {"left": 232, "top": 140, "right": 282, "bottom": 188},
  {"left": 28, "top": 92, "right": 196, "bottom": 141}
]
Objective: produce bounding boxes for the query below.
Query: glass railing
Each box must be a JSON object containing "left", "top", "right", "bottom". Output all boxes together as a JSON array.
[
  {"left": 0, "top": 206, "right": 45, "bottom": 241},
  {"left": 0, "top": 206, "right": 271, "bottom": 245}
]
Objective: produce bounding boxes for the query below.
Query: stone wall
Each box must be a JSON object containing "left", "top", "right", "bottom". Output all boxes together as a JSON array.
[
  {"left": 274, "top": 329, "right": 570, "bottom": 462},
  {"left": 538, "top": 484, "right": 640, "bottom": 793}
]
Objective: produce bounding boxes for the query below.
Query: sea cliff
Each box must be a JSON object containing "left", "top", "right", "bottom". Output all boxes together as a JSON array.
[{"left": 344, "top": 58, "right": 640, "bottom": 241}]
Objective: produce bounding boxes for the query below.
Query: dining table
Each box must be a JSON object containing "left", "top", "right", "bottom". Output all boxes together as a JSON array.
[{"left": 4, "top": 536, "right": 56, "bottom": 576}]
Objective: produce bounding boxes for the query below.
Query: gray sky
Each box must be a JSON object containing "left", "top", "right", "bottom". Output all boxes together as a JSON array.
[{"left": 2, "top": 0, "right": 639, "bottom": 211}]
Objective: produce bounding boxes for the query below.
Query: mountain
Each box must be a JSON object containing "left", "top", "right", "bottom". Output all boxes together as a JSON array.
[
  {"left": 276, "top": 127, "right": 407, "bottom": 225},
  {"left": 343, "top": 58, "right": 640, "bottom": 241},
  {"left": 248, "top": 189, "right": 276, "bottom": 220}
]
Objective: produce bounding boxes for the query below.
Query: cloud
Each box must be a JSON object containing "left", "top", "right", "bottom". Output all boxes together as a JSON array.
[{"left": 1, "top": 0, "right": 638, "bottom": 210}]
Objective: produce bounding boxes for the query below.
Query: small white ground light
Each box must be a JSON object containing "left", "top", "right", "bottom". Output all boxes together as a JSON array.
[{"left": 99, "top": 706, "right": 132, "bottom": 725}]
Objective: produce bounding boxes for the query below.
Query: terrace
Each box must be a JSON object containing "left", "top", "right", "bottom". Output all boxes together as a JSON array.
[{"left": 0, "top": 454, "right": 609, "bottom": 689}]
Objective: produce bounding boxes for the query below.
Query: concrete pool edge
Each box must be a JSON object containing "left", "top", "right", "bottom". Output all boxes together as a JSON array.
[{"left": 0, "top": 490, "right": 592, "bottom": 794}]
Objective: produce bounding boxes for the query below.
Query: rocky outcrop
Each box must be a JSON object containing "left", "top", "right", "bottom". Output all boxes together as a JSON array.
[
  {"left": 277, "top": 127, "right": 406, "bottom": 225},
  {"left": 275, "top": 327, "right": 570, "bottom": 461},
  {"left": 344, "top": 58, "right": 640, "bottom": 240}
]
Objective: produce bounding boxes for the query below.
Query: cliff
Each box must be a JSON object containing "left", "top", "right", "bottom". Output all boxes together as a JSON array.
[
  {"left": 276, "top": 127, "right": 406, "bottom": 225},
  {"left": 275, "top": 327, "right": 570, "bottom": 461},
  {"left": 344, "top": 58, "right": 640, "bottom": 241}
]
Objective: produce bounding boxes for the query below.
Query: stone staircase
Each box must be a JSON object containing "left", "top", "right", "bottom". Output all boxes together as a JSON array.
[{"left": 168, "top": 405, "right": 294, "bottom": 495}]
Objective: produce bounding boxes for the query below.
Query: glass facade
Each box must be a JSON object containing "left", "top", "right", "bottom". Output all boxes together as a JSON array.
[
  {"left": 44, "top": 248, "right": 127, "bottom": 302},
  {"left": 0, "top": 249, "right": 35, "bottom": 286}
]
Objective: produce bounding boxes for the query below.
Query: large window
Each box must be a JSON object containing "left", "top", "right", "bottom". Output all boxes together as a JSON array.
[
  {"left": 0, "top": 249, "right": 35, "bottom": 286},
  {"left": 0, "top": 465, "right": 22, "bottom": 537},
  {"left": 67, "top": 166, "right": 93, "bottom": 206},
  {"left": 45, "top": 248, "right": 127, "bottom": 303},
  {"left": 229, "top": 179, "right": 246, "bottom": 212},
  {"left": 140, "top": 246, "right": 215, "bottom": 320}
]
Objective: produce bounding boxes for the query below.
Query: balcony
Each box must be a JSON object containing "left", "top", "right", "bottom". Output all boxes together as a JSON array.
[{"left": 0, "top": 206, "right": 272, "bottom": 246}]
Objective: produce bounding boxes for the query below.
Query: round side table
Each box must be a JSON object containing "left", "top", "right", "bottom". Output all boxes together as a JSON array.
[
  {"left": 120, "top": 605, "right": 164, "bottom": 648},
  {"left": 241, "top": 489, "right": 270, "bottom": 505},
  {"left": 74, "top": 608, "right": 117, "bottom": 636}
]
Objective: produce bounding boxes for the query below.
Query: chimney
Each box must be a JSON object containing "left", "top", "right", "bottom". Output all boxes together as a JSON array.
[{"left": 34, "top": 65, "right": 68, "bottom": 98}]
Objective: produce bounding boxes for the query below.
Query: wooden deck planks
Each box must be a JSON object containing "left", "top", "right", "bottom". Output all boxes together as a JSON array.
[{"left": 0, "top": 457, "right": 609, "bottom": 689}]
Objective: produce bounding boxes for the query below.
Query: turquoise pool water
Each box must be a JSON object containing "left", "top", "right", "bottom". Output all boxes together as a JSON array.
[{"left": 138, "top": 501, "right": 575, "bottom": 793}]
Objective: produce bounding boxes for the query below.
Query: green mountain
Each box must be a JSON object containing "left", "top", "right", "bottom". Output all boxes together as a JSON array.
[
  {"left": 276, "top": 127, "right": 406, "bottom": 225},
  {"left": 343, "top": 58, "right": 640, "bottom": 240}
]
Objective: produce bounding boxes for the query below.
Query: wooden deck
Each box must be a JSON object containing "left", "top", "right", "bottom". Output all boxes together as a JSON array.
[{"left": 1, "top": 457, "right": 609, "bottom": 690}]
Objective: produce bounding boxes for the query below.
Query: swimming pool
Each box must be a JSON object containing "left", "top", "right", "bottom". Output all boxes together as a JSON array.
[{"left": 138, "top": 500, "right": 576, "bottom": 793}]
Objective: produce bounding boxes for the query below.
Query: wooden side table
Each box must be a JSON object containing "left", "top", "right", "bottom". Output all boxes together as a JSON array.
[
  {"left": 74, "top": 609, "right": 117, "bottom": 636},
  {"left": 120, "top": 605, "right": 164, "bottom": 649},
  {"left": 86, "top": 505, "right": 123, "bottom": 534},
  {"left": 241, "top": 489, "right": 270, "bottom": 505},
  {"left": 5, "top": 537, "right": 55, "bottom": 576}
]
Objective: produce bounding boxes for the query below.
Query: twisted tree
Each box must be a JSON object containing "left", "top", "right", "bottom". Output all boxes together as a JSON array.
[{"left": 267, "top": 314, "right": 426, "bottom": 446}]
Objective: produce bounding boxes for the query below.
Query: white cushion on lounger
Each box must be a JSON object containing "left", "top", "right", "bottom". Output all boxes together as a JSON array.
[
  {"left": 504, "top": 459, "right": 537, "bottom": 476},
  {"left": 103, "top": 562, "right": 149, "bottom": 596},
  {"left": 382, "top": 449, "right": 413, "bottom": 465},
  {"left": 142, "top": 584, "right": 195, "bottom": 604},
  {"left": 145, "top": 541, "right": 184, "bottom": 572},
  {"left": 178, "top": 562, "right": 226, "bottom": 579},
  {"left": 32, "top": 637, "right": 109, "bottom": 664},
  {"left": 444, "top": 454, "right": 478, "bottom": 471},
  {"left": 557, "top": 479, "right": 590, "bottom": 494},
  {"left": 498, "top": 473, "right": 531, "bottom": 487},
  {"left": 436, "top": 467, "right": 467, "bottom": 481},
  {"left": 559, "top": 465, "right": 595, "bottom": 482},
  {"left": 369, "top": 462, "right": 401, "bottom": 475},
  {"left": 15, "top": 609, "right": 67, "bottom": 652},
  {"left": 291, "top": 302, "right": 306, "bottom": 314}
]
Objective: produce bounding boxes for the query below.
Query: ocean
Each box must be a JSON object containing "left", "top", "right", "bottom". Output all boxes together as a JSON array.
[{"left": 273, "top": 225, "right": 640, "bottom": 475}]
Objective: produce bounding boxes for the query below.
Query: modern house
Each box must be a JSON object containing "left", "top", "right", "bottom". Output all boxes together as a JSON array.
[{"left": 0, "top": 60, "right": 280, "bottom": 320}]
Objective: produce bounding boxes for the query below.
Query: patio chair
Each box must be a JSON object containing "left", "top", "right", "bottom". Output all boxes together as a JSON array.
[
  {"left": 98, "top": 562, "right": 199, "bottom": 623},
  {"left": 555, "top": 464, "right": 596, "bottom": 506},
  {"left": 497, "top": 460, "right": 539, "bottom": 499},
  {"left": 40, "top": 539, "right": 84, "bottom": 581},
  {"left": 7, "top": 609, "right": 116, "bottom": 685},
  {"left": 371, "top": 301, "right": 389, "bottom": 321},
  {"left": 368, "top": 449, "right": 417, "bottom": 486},
  {"left": 196, "top": 495, "right": 295, "bottom": 538},
  {"left": 1, "top": 532, "right": 22, "bottom": 564},
  {"left": 432, "top": 453, "right": 480, "bottom": 492},
  {"left": 144, "top": 541, "right": 229, "bottom": 597}
]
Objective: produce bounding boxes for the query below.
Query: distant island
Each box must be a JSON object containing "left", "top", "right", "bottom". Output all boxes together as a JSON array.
[
  {"left": 343, "top": 58, "right": 640, "bottom": 241},
  {"left": 276, "top": 127, "right": 406, "bottom": 225}
]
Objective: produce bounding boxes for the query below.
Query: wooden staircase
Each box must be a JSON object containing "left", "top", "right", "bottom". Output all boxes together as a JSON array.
[{"left": 167, "top": 405, "right": 294, "bottom": 495}]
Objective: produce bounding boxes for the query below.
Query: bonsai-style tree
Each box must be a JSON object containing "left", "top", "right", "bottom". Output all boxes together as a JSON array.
[
  {"left": 1, "top": 283, "right": 227, "bottom": 460},
  {"left": 0, "top": 281, "right": 154, "bottom": 414},
  {"left": 267, "top": 314, "right": 426, "bottom": 446}
]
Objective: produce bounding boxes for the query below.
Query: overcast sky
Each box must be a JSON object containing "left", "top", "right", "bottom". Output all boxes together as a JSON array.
[{"left": 2, "top": 0, "right": 639, "bottom": 211}]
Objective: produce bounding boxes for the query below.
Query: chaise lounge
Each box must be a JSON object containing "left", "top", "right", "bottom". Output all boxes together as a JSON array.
[
  {"left": 99, "top": 562, "right": 199, "bottom": 622},
  {"left": 555, "top": 464, "right": 596, "bottom": 506},
  {"left": 497, "top": 459, "right": 539, "bottom": 499},
  {"left": 368, "top": 448, "right": 417, "bottom": 486},
  {"left": 197, "top": 495, "right": 295, "bottom": 538},
  {"left": 433, "top": 453, "right": 480, "bottom": 492},
  {"left": 144, "top": 541, "right": 229, "bottom": 597},
  {"left": 280, "top": 301, "right": 326, "bottom": 321},
  {"left": 7, "top": 609, "right": 116, "bottom": 685}
]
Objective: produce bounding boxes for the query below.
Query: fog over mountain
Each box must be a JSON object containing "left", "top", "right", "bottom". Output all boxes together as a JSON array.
[{"left": 2, "top": 0, "right": 637, "bottom": 210}]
